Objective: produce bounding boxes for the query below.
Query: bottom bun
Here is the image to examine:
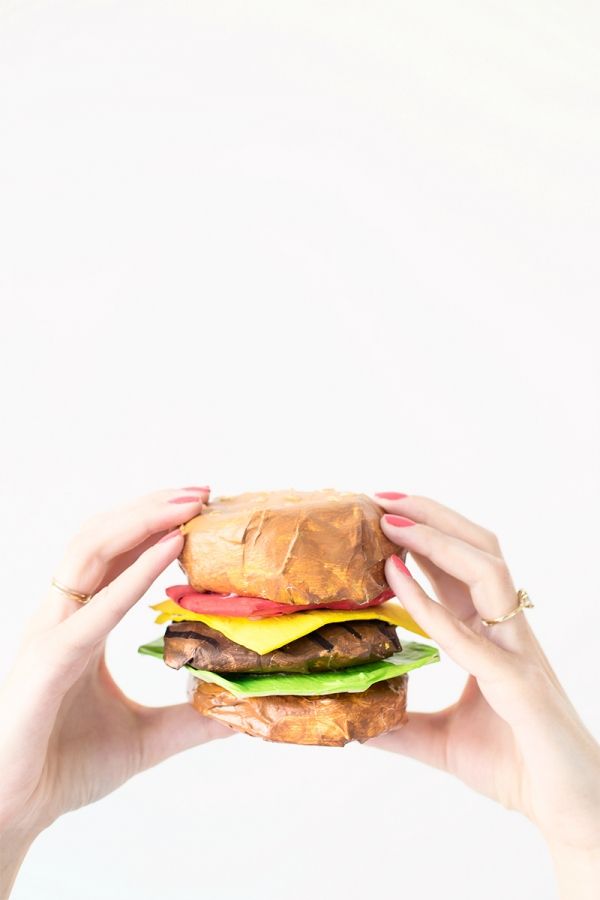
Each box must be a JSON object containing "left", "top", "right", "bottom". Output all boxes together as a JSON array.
[{"left": 187, "top": 675, "right": 408, "bottom": 747}]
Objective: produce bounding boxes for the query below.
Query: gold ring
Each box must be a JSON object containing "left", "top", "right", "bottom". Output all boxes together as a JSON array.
[
  {"left": 480, "top": 589, "right": 534, "bottom": 627},
  {"left": 51, "top": 577, "right": 91, "bottom": 605}
]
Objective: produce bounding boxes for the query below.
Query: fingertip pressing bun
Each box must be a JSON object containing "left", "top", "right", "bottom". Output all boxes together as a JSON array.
[
  {"left": 188, "top": 675, "right": 409, "bottom": 747},
  {"left": 180, "top": 489, "right": 398, "bottom": 606}
]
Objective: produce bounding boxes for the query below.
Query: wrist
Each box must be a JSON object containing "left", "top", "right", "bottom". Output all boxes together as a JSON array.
[
  {"left": 0, "top": 823, "right": 40, "bottom": 898},
  {"left": 547, "top": 841, "right": 600, "bottom": 900}
]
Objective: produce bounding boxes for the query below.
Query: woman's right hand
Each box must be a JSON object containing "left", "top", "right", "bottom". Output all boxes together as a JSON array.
[
  {"left": 0, "top": 487, "right": 231, "bottom": 897},
  {"left": 370, "top": 492, "right": 600, "bottom": 899}
]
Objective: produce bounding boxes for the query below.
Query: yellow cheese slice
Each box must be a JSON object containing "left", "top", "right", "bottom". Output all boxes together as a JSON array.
[{"left": 152, "top": 599, "right": 429, "bottom": 655}]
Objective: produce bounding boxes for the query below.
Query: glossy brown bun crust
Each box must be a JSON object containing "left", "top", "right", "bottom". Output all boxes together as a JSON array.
[
  {"left": 180, "top": 489, "right": 398, "bottom": 606},
  {"left": 188, "top": 674, "right": 408, "bottom": 747}
]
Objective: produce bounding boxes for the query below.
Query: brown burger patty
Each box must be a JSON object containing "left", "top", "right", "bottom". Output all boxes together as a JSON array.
[
  {"left": 188, "top": 673, "right": 409, "bottom": 746},
  {"left": 164, "top": 620, "right": 401, "bottom": 674}
]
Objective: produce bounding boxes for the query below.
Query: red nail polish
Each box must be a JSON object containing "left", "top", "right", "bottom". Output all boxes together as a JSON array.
[
  {"left": 375, "top": 492, "right": 408, "bottom": 500},
  {"left": 384, "top": 514, "right": 415, "bottom": 527},
  {"left": 182, "top": 486, "right": 210, "bottom": 491},
  {"left": 159, "top": 529, "right": 182, "bottom": 543},
  {"left": 168, "top": 495, "right": 203, "bottom": 504},
  {"left": 391, "top": 554, "right": 413, "bottom": 577}
]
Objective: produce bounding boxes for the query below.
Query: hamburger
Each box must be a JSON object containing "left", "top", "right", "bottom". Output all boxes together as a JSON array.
[{"left": 139, "top": 489, "right": 439, "bottom": 747}]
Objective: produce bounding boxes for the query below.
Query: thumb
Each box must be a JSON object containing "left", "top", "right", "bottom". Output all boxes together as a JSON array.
[
  {"left": 368, "top": 710, "right": 450, "bottom": 772},
  {"left": 137, "top": 702, "right": 233, "bottom": 770}
]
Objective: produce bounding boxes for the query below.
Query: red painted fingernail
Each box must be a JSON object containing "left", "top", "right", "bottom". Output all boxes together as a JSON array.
[
  {"left": 391, "top": 554, "right": 413, "bottom": 577},
  {"left": 384, "top": 514, "right": 415, "bottom": 527},
  {"left": 375, "top": 492, "right": 408, "bottom": 500},
  {"left": 182, "top": 486, "right": 210, "bottom": 491},
  {"left": 168, "top": 495, "right": 203, "bottom": 504},
  {"left": 159, "top": 529, "right": 182, "bottom": 543}
]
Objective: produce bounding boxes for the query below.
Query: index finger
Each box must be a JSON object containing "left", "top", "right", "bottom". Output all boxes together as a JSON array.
[{"left": 374, "top": 493, "right": 502, "bottom": 557}]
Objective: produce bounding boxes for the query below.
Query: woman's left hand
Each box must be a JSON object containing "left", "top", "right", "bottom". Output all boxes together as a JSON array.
[
  {"left": 0, "top": 487, "right": 231, "bottom": 892},
  {"left": 369, "top": 492, "right": 600, "bottom": 898}
]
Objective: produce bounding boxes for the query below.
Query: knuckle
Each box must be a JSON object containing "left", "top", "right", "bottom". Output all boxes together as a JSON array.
[
  {"left": 481, "top": 527, "right": 502, "bottom": 555},
  {"left": 78, "top": 511, "right": 107, "bottom": 537},
  {"left": 153, "top": 489, "right": 178, "bottom": 502},
  {"left": 65, "top": 535, "right": 107, "bottom": 579},
  {"left": 69, "top": 523, "right": 102, "bottom": 558},
  {"left": 140, "top": 510, "right": 160, "bottom": 541},
  {"left": 66, "top": 514, "right": 114, "bottom": 568},
  {"left": 403, "top": 494, "right": 427, "bottom": 513},
  {"left": 415, "top": 522, "right": 433, "bottom": 548},
  {"left": 406, "top": 496, "right": 437, "bottom": 524},
  {"left": 477, "top": 552, "right": 511, "bottom": 586}
]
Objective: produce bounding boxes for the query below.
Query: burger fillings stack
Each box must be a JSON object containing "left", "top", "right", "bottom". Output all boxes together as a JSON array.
[{"left": 138, "top": 490, "right": 439, "bottom": 747}]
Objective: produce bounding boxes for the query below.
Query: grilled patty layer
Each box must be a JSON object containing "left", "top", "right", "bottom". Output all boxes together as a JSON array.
[{"left": 164, "top": 619, "right": 400, "bottom": 674}]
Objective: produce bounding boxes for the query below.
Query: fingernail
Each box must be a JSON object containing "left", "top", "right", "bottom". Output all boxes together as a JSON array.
[
  {"left": 169, "top": 495, "right": 203, "bottom": 504},
  {"left": 391, "top": 554, "right": 413, "bottom": 577},
  {"left": 375, "top": 492, "right": 408, "bottom": 500},
  {"left": 384, "top": 514, "right": 415, "bottom": 527},
  {"left": 159, "top": 529, "right": 182, "bottom": 543},
  {"left": 182, "top": 486, "right": 210, "bottom": 491}
]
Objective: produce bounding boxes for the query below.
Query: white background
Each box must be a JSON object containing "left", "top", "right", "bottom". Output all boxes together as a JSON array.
[{"left": 1, "top": 2, "right": 599, "bottom": 898}]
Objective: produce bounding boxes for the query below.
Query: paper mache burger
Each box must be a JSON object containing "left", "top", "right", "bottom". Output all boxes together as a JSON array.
[{"left": 138, "top": 489, "right": 439, "bottom": 747}]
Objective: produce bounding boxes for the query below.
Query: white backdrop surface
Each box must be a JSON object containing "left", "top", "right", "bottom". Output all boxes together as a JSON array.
[{"left": 1, "top": 2, "right": 599, "bottom": 899}]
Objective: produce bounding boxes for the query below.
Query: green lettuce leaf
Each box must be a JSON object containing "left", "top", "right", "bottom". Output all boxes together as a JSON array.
[{"left": 138, "top": 637, "right": 439, "bottom": 698}]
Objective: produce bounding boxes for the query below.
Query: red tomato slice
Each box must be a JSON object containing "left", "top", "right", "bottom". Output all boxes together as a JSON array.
[{"left": 165, "top": 585, "right": 393, "bottom": 619}]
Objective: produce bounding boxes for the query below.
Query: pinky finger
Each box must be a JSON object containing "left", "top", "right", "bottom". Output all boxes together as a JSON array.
[{"left": 386, "top": 556, "right": 510, "bottom": 683}]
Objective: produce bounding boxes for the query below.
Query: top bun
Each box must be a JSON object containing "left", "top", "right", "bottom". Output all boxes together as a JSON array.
[{"left": 179, "top": 489, "right": 397, "bottom": 606}]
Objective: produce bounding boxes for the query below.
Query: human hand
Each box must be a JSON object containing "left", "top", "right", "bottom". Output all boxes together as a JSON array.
[
  {"left": 370, "top": 493, "right": 600, "bottom": 900},
  {"left": 0, "top": 488, "right": 231, "bottom": 896}
]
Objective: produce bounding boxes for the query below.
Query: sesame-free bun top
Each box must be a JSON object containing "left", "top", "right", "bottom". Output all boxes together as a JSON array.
[{"left": 179, "top": 489, "right": 397, "bottom": 607}]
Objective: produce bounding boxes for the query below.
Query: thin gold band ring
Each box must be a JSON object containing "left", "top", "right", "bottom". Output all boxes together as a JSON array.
[
  {"left": 51, "top": 577, "right": 91, "bottom": 605},
  {"left": 480, "top": 589, "right": 534, "bottom": 627}
]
